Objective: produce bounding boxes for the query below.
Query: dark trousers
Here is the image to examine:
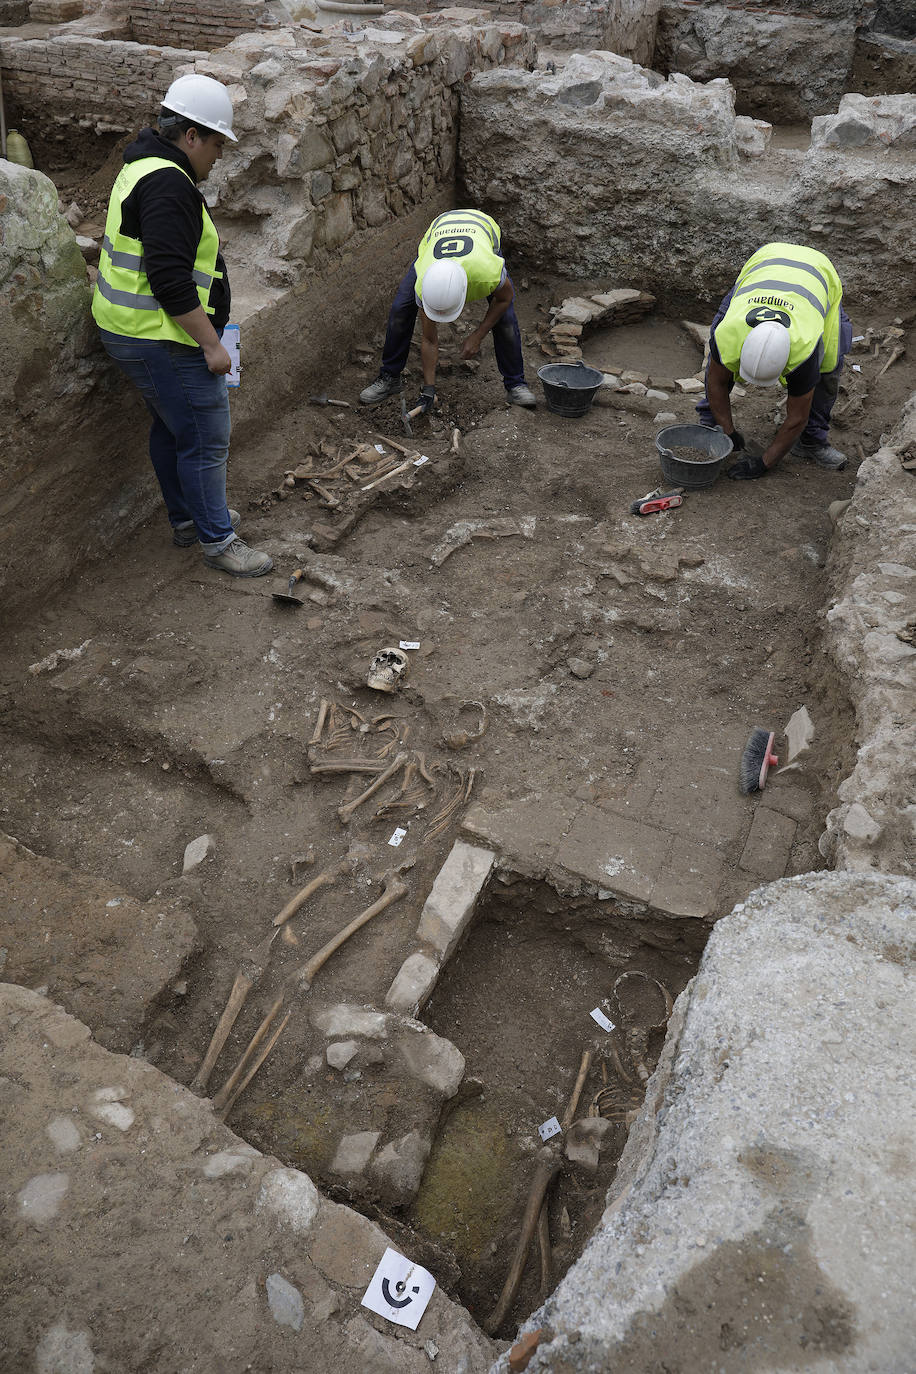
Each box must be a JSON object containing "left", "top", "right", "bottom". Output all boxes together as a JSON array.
[
  {"left": 380, "top": 265, "right": 526, "bottom": 391},
  {"left": 696, "top": 289, "right": 853, "bottom": 443}
]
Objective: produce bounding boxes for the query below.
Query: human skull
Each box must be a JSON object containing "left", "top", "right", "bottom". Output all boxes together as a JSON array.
[{"left": 367, "top": 646, "right": 409, "bottom": 693}]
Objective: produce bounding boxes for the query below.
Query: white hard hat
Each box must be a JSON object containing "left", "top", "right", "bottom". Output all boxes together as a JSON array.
[
  {"left": 739, "top": 320, "right": 790, "bottom": 386},
  {"left": 161, "top": 74, "right": 238, "bottom": 142},
  {"left": 421, "top": 260, "right": 468, "bottom": 323}
]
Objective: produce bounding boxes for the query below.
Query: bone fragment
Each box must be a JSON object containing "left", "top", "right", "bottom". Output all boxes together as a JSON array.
[
  {"left": 216, "top": 1011, "right": 291, "bottom": 1120},
  {"left": 309, "top": 757, "right": 390, "bottom": 776},
  {"left": 451, "top": 427, "right": 460, "bottom": 454},
  {"left": 309, "top": 698, "right": 330, "bottom": 747},
  {"left": 430, "top": 517, "right": 536, "bottom": 567},
  {"left": 561, "top": 1049, "right": 593, "bottom": 1130},
  {"left": 211, "top": 995, "right": 284, "bottom": 1113},
  {"left": 337, "top": 752, "right": 409, "bottom": 823},
  {"left": 877, "top": 343, "right": 905, "bottom": 378},
  {"left": 442, "top": 701, "right": 488, "bottom": 750},
  {"left": 307, "top": 480, "right": 340, "bottom": 509},
  {"left": 375, "top": 433, "right": 418, "bottom": 458},
  {"left": 485, "top": 1148, "right": 561, "bottom": 1335},
  {"left": 362, "top": 459, "right": 412, "bottom": 492},
  {"left": 273, "top": 856, "right": 355, "bottom": 927},
  {"left": 191, "top": 972, "right": 253, "bottom": 1093},
  {"left": 537, "top": 1203, "right": 552, "bottom": 1302},
  {"left": 296, "top": 870, "right": 409, "bottom": 988}
]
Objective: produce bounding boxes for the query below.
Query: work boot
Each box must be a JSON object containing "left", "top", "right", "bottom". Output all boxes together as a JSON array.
[
  {"left": 203, "top": 537, "right": 273, "bottom": 578},
  {"left": 359, "top": 373, "right": 403, "bottom": 405},
  {"left": 173, "top": 509, "right": 240, "bottom": 547},
  {"left": 791, "top": 438, "right": 847, "bottom": 470},
  {"left": 507, "top": 383, "right": 537, "bottom": 408}
]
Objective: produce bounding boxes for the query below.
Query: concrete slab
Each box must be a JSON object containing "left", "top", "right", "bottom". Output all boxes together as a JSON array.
[
  {"left": 650, "top": 832, "right": 725, "bottom": 920},
  {"left": 416, "top": 839, "right": 496, "bottom": 960},
  {"left": 558, "top": 804, "right": 670, "bottom": 905},
  {"left": 461, "top": 795, "right": 580, "bottom": 874},
  {"left": 0, "top": 983, "right": 497, "bottom": 1373}
]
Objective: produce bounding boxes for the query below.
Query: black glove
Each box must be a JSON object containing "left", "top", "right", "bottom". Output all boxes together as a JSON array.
[
  {"left": 727, "top": 429, "right": 746, "bottom": 452},
  {"left": 727, "top": 453, "right": 768, "bottom": 481},
  {"left": 417, "top": 384, "right": 436, "bottom": 416}
]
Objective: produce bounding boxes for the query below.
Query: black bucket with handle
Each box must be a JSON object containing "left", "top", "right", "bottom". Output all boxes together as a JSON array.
[
  {"left": 537, "top": 361, "right": 605, "bottom": 418},
  {"left": 655, "top": 423, "right": 733, "bottom": 490}
]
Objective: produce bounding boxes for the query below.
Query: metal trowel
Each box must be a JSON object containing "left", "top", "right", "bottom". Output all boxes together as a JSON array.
[{"left": 272, "top": 569, "right": 306, "bottom": 606}]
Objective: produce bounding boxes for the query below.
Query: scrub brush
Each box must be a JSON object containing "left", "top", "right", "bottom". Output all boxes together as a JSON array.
[{"left": 740, "top": 728, "right": 778, "bottom": 794}]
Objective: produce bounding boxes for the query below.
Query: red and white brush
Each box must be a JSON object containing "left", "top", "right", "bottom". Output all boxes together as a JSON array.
[{"left": 740, "top": 728, "right": 778, "bottom": 793}]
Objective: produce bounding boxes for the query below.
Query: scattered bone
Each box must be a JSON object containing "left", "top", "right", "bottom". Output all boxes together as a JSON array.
[
  {"left": 307, "top": 480, "right": 340, "bottom": 509},
  {"left": 309, "top": 698, "right": 330, "bottom": 747},
  {"left": 273, "top": 856, "right": 356, "bottom": 928},
  {"left": 296, "top": 868, "right": 410, "bottom": 989},
  {"left": 362, "top": 459, "right": 413, "bottom": 492},
  {"left": 191, "top": 971, "right": 253, "bottom": 1094},
  {"left": 485, "top": 1147, "right": 561, "bottom": 1334},
  {"left": 451, "top": 428, "right": 460, "bottom": 453},
  {"left": 430, "top": 517, "right": 536, "bottom": 567},
  {"left": 561, "top": 1049, "right": 593, "bottom": 1130},
  {"left": 215, "top": 1011, "right": 291, "bottom": 1120},
  {"left": 309, "top": 757, "right": 390, "bottom": 776},
  {"left": 211, "top": 995, "right": 284, "bottom": 1114},
  {"left": 337, "top": 752, "right": 410, "bottom": 824},
  {"left": 375, "top": 433, "right": 419, "bottom": 458},
  {"left": 441, "top": 701, "right": 489, "bottom": 750},
  {"left": 876, "top": 343, "right": 905, "bottom": 378}
]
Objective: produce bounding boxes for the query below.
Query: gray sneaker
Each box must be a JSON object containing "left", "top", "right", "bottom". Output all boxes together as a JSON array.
[
  {"left": 791, "top": 439, "right": 847, "bottom": 470},
  {"left": 360, "top": 373, "right": 403, "bottom": 405},
  {"left": 203, "top": 536, "right": 273, "bottom": 577},
  {"left": 173, "top": 509, "right": 240, "bottom": 547},
  {"left": 507, "top": 383, "right": 537, "bottom": 408}
]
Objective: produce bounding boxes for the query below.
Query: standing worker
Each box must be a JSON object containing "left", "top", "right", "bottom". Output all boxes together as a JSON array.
[
  {"left": 92, "top": 75, "right": 272, "bottom": 576},
  {"left": 697, "top": 242, "right": 852, "bottom": 480},
  {"left": 360, "top": 208, "right": 537, "bottom": 412}
]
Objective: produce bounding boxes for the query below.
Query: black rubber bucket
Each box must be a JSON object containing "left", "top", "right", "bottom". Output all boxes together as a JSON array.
[
  {"left": 537, "top": 361, "right": 605, "bottom": 417},
  {"left": 655, "top": 423, "right": 733, "bottom": 490}
]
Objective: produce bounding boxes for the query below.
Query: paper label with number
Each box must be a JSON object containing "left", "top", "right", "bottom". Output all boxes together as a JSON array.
[{"left": 590, "top": 1007, "right": 615, "bottom": 1033}]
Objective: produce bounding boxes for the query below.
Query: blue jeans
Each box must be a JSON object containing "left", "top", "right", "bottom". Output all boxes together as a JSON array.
[
  {"left": 100, "top": 329, "right": 234, "bottom": 552},
  {"left": 696, "top": 290, "right": 853, "bottom": 443},
  {"left": 380, "top": 265, "right": 526, "bottom": 390}
]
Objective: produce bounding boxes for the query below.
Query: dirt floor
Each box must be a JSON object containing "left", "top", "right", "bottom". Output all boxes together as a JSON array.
[{"left": 1, "top": 259, "right": 912, "bottom": 1336}]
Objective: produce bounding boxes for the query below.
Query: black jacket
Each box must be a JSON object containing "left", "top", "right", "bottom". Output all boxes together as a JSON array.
[{"left": 118, "top": 127, "right": 230, "bottom": 329}]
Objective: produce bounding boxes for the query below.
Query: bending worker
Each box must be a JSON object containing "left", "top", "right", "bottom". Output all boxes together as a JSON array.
[
  {"left": 697, "top": 242, "right": 852, "bottom": 480},
  {"left": 360, "top": 208, "right": 537, "bottom": 412},
  {"left": 91, "top": 74, "right": 272, "bottom": 577}
]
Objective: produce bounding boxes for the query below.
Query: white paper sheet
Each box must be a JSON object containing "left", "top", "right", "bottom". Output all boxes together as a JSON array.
[
  {"left": 590, "top": 1007, "right": 615, "bottom": 1033},
  {"left": 362, "top": 1248, "right": 435, "bottom": 1330},
  {"left": 223, "top": 323, "right": 240, "bottom": 388}
]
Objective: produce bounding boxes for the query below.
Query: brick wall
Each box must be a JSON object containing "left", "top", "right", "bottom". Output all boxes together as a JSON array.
[
  {"left": 0, "top": 35, "right": 208, "bottom": 135},
  {"left": 130, "top": 0, "right": 269, "bottom": 52}
]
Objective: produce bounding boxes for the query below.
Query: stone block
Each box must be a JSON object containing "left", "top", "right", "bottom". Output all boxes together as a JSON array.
[
  {"left": 370, "top": 1131, "right": 431, "bottom": 1205},
  {"left": 393, "top": 1027, "right": 465, "bottom": 1097},
  {"left": 739, "top": 806, "right": 797, "bottom": 880},
  {"left": 182, "top": 832, "right": 215, "bottom": 873},
  {"left": 461, "top": 795, "right": 579, "bottom": 872},
  {"left": 330, "top": 1130, "right": 380, "bottom": 1177},
  {"left": 564, "top": 1116, "right": 612, "bottom": 1172},
  {"left": 326, "top": 1040, "right": 358, "bottom": 1070},
  {"left": 415, "top": 839, "right": 495, "bottom": 960},
  {"left": 385, "top": 951, "right": 440, "bottom": 1016},
  {"left": 311, "top": 1005, "right": 388, "bottom": 1039}
]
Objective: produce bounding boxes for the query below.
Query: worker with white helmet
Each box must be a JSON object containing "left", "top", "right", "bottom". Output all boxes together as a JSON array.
[
  {"left": 360, "top": 209, "right": 537, "bottom": 411},
  {"left": 696, "top": 242, "right": 852, "bottom": 480},
  {"left": 91, "top": 74, "right": 272, "bottom": 577}
]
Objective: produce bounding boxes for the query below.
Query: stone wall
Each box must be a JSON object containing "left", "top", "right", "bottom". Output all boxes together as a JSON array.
[
  {"left": 130, "top": 0, "right": 268, "bottom": 51},
  {"left": 425, "top": 0, "right": 659, "bottom": 58},
  {"left": 460, "top": 58, "right": 916, "bottom": 312},
  {"left": 655, "top": 3, "right": 857, "bottom": 121}
]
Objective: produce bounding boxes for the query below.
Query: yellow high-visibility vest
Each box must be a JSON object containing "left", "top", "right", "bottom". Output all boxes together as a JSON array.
[
  {"left": 713, "top": 243, "right": 843, "bottom": 384},
  {"left": 92, "top": 157, "right": 221, "bottom": 345},
  {"left": 414, "top": 210, "right": 505, "bottom": 304}
]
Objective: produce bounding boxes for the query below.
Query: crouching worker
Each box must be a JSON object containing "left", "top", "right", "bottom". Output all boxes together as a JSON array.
[
  {"left": 696, "top": 242, "right": 852, "bottom": 480},
  {"left": 360, "top": 208, "right": 537, "bottom": 413},
  {"left": 91, "top": 74, "right": 272, "bottom": 576}
]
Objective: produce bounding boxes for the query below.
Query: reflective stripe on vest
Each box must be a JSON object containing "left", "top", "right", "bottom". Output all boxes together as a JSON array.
[
  {"left": 91, "top": 157, "right": 221, "bottom": 345},
  {"left": 414, "top": 210, "right": 505, "bottom": 306},
  {"left": 714, "top": 243, "right": 843, "bottom": 382}
]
